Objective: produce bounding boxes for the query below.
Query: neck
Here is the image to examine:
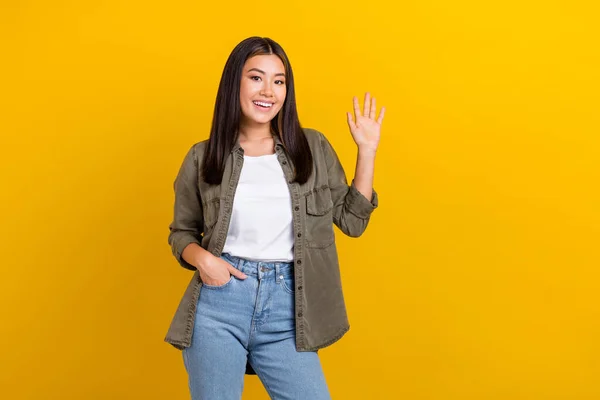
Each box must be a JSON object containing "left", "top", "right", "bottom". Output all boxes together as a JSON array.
[{"left": 238, "top": 119, "right": 272, "bottom": 141}]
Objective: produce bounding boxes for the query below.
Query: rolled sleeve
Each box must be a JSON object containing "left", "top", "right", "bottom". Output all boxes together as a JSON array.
[
  {"left": 346, "top": 179, "right": 379, "bottom": 219},
  {"left": 170, "top": 232, "right": 201, "bottom": 271}
]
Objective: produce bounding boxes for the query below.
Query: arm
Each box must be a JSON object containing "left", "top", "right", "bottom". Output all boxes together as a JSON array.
[
  {"left": 345, "top": 91, "right": 385, "bottom": 206},
  {"left": 320, "top": 132, "right": 379, "bottom": 237},
  {"left": 167, "top": 144, "right": 205, "bottom": 271},
  {"left": 167, "top": 144, "right": 248, "bottom": 282},
  {"left": 321, "top": 92, "right": 385, "bottom": 237},
  {"left": 353, "top": 147, "right": 376, "bottom": 202}
]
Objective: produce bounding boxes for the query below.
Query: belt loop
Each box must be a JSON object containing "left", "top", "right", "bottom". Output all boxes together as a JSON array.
[
  {"left": 257, "top": 262, "right": 263, "bottom": 280},
  {"left": 237, "top": 257, "right": 244, "bottom": 272},
  {"left": 275, "top": 263, "right": 280, "bottom": 279}
]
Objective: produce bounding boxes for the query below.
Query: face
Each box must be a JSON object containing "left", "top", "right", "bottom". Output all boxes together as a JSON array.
[{"left": 239, "top": 54, "right": 287, "bottom": 128}]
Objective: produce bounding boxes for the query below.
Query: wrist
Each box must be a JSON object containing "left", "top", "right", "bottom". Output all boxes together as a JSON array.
[
  {"left": 194, "top": 247, "right": 210, "bottom": 270},
  {"left": 182, "top": 242, "right": 209, "bottom": 270},
  {"left": 357, "top": 146, "right": 377, "bottom": 157}
]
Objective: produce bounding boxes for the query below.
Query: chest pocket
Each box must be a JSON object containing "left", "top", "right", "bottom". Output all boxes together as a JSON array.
[
  {"left": 305, "top": 188, "right": 335, "bottom": 248},
  {"left": 202, "top": 198, "right": 220, "bottom": 233}
]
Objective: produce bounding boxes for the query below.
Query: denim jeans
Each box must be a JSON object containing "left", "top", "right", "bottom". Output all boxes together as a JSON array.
[{"left": 182, "top": 253, "right": 331, "bottom": 400}]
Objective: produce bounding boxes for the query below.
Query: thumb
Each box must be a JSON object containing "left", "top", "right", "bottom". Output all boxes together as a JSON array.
[
  {"left": 346, "top": 112, "right": 356, "bottom": 131},
  {"left": 229, "top": 266, "right": 248, "bottom": 280}
]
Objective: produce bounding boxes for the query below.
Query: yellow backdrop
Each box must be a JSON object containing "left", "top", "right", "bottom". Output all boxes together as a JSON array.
[{"left": 1, "top": 1, "right": 599, "bottom": 399}]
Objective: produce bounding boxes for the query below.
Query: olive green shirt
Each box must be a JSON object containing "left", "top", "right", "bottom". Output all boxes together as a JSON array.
[{"left": 165, "top": 128, "right": 379, "bottom": 352}]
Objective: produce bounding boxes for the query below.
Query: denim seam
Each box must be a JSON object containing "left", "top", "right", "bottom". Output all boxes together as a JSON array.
[
  {"left": 200, "top": 275, "right": 234, "bottom": 290},
  {"left": 247, "top": 284, "right": 261, "bottom": 350},
  {"left": 248, "top": 360, "right": 276, "bottom": 400},
  {"left": 281, "top": 275, "right": 295, "bottom": 294}
]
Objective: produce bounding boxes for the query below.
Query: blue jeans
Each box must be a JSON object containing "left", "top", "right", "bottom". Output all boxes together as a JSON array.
[{"left": 182, "top": 253, "right": 331, "bottom": 400}]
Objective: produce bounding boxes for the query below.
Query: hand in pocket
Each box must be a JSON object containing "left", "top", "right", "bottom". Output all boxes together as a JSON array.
[{"left": 197, "top": 253, "right": 247, "bottom": 286}]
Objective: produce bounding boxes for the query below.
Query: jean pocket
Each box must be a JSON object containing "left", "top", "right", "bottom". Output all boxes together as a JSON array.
[
  {"left": 201, "top": 275, "right": 234, "bottom": 290},
  {"left": 280, "top": 274, "right": 295, "bottom": 294}
]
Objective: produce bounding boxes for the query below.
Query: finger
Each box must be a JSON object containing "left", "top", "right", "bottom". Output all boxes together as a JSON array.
[
  {"left": 363, "top": 92, "right": 370, "bottom": 117},
  {"left": 370, "top": 97, "right": 377, "bottom": 119},
  {"left": 377, "top": 106, "right": 386, "bottom": 124},
  {"left": 347, "top": 112, "right": 356, "bottom": 131},
  {"left": 229, "top": 266, "right": 247, "bottom": 279},
  {"left": 353, "top": 96, "right": 361, "bottom": 118}
]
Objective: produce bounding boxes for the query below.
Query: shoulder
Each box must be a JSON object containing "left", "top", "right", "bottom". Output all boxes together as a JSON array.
[
  {"left": 184, "top": 139, "right": 209, "bottom": 163},
  {"left": 176, "top": 139, "right": 209, "bottom": 171},
  {"left": 302, "top": 127, "right": 329, "bottom": 150},
  {"left": 302, "top": 127, "right": 338, "bottom": 160},
  {"left": 191, "top": 139, "right": 209, "bottom": 155}
]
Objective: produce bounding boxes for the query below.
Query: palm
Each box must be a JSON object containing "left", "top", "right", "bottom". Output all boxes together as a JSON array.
[{"left": 347, "top": 92, "right": 385, "bottom": 151}]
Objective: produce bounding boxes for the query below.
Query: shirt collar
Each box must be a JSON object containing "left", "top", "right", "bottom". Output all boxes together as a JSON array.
[{"left": 230, "top": 131, "right": 284, "bottom": 154}]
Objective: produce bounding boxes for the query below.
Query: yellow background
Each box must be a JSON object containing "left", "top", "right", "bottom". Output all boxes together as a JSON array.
[{"left": 1, "top": 1, "right": 599, "bottom": 399}]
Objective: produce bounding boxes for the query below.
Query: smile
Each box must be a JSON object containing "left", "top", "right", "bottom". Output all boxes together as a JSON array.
[{"left": 253, "top": 101, "right": 273, "bottom": 109}]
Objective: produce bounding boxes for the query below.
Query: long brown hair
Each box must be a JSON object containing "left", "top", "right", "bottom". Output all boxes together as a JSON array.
[{"left": 202, "top": 36, "right": 313, "bottom": 184}]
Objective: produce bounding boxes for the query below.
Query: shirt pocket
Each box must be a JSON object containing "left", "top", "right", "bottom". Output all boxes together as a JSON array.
[
  {"left": 202, "top": 198, "right": 220, "bottom": 232},
  {"left": 305, "top": 188, "right": 335, "bottom": 248}
]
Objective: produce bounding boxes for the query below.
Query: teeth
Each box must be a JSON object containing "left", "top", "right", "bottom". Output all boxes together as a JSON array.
[{"left": 253, "top": 101, "right": 273, "bottom": 108}]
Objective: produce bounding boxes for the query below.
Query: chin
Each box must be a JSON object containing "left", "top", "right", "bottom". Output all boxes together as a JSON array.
[
  {"left": 250, "top": 113, "right": 276, "bottom": 125},
  {"left": 254, "top": 118, "right": 274, "bottom": 125}
]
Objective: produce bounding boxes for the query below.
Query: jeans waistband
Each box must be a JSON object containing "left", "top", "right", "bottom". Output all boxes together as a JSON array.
[{"left": 221, "top": 253, "right": 294, "bottom": 278}]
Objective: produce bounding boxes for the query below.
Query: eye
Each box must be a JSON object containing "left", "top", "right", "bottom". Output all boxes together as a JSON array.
[
  {"left": 250, "top": 76, "right": 261, "bottom": 81},
  {"left": 276, "top": 80, "right": 285, "bottom": 85}
]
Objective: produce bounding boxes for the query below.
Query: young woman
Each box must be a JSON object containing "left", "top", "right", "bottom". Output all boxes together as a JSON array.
[{"left": 165, "top": 36, "right": 384, "bottom": 400}]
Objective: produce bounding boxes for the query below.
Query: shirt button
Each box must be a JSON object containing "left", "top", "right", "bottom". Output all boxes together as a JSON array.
[
  {"left": 282, "top": 160, "right": 287, "bottom": 165},
  {"left": 298, "top": 312, "right": 303, "bottom": 317},
  {"left": 297, "top": 259, "right": 302, "bottom": 265},
  {"left": 294, "top": 206, "right": 299, "bottom": 211},
  {"left": 298, "top": 286, "right": 303, "bottom": 290},
  {"left": 297, "top": 233, "right": 302, "bottom": 237}
]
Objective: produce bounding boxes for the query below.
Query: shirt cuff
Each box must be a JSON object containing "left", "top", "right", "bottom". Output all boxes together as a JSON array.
[
  {"left": 172, "top": 234, "right": 202, "bottom": 271},
  {"left": 346, "top": 180, "right": 379, "bottom": 219}
]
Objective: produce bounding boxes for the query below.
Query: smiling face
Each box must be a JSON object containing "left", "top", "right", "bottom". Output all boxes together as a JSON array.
[{"left": 239, "top": 54, "right": 287, "bottom": 129}]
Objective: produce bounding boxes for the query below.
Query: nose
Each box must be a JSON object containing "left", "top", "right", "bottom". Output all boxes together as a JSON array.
[{"left": 260, "top": 82, "right": 275, "bottom": 97}]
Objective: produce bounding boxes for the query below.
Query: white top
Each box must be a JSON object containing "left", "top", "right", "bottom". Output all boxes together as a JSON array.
[{"left": 222, "top": 153, "right": 294, "bottom": 262}]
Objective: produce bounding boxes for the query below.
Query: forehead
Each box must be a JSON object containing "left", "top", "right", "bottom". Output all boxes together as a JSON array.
[{"left": 243, "top": 54, "right": 285, "bottom": 73}]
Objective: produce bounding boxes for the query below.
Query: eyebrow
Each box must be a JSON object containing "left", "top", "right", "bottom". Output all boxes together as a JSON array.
[{"left": 247, "top": 68, "right": 286, "bottom": 77}]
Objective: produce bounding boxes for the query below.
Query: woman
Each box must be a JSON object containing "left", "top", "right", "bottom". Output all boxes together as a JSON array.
[{"left": 165, "top": 36, "right": 384, "bottom": 400}]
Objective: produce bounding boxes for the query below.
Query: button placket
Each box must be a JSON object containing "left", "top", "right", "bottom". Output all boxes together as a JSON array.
[
  {"left": 277, "top": 148, "right": 306, "bottom": 345},
  {"left": 213, "top": 151, "right": 244, "bottom": 256}
]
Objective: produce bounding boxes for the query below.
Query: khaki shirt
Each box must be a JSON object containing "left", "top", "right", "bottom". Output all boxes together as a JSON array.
[{"left": 164, "top": 128, "right": 379, "bottom": 352}]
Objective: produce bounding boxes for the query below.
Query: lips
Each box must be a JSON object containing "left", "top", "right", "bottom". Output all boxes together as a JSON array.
[{"left": 253, "top": 100, "right": 273, "bottom": 109}]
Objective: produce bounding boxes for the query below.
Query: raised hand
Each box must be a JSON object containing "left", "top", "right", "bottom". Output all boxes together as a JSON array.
[{"left": 346, "top": 92, "right": 385, "bottom": 153}]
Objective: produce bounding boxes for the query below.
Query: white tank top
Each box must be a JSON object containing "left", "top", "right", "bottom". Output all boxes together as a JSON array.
[{"left": 222, "top": 153, "right": 294, "bottom": 261}]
